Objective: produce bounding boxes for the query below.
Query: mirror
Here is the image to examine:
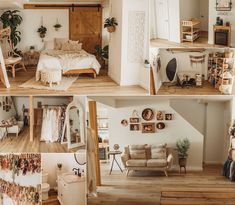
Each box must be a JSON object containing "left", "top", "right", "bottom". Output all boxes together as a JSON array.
[
  {"left": 66, "top": 101, "right": 85, "bottom": 149},
  {"left": 216, "top": 0, "right": 232, "bottom": 11},
  {"left": 166, "top": 58, "right": 177, "bottom": 82}
]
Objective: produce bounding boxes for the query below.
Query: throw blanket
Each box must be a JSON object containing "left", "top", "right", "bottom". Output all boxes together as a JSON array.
[{"left": 42, "top": 50, "right": 90, "bottom": 70}]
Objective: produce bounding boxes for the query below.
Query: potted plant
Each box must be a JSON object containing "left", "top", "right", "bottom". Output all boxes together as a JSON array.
[
  {"left": 176, "top": 138, "right": 190, "bottom": 167},
  {"left": 104, "top": 17, "right": 118, "bottom": 33},
  {"left": 0, "top": 10, "right": 23, "bottom": 48},
  {"left": 144, "top": 59, "right": 150, "bottom": 68},
  {"left": 53, "top": 19, "right": 62, "bottom": 31},
  {"left": 94, "top": 45, "right": 109, "bottom": 68},
  {"left": 37, "top": 25, "right": 47, "bottom": 42},
  {"left": 29, "top": 46, "right": 35, "bottom": 53}
]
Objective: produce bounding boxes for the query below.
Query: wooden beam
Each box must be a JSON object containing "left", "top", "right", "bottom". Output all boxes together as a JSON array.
[
  {"left": 24, "top": 4, "right": 101, "bottom": 9},
  {"left": 150, "top": 66, "right": 156, "bottom": 95},
  {"left": 29, "top": 96, "right": 34, "bottom": 142},
  {"left": 88, "top": 100, "right": 101, "bottom": 186}
]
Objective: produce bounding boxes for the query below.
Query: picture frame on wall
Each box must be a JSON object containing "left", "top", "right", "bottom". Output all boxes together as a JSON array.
[
  {"left": 121, "top": 119, "right": 128, "bottom": 127},
  {"left": 156, "top": 122, "right": 166, "bottom": 130},
  {"left": 130, "top": 124, "right": 140, "bottom": 131},
  {"left": 157, "top": 111, "right": 164, "bottom": 121},
  {"left": 142, "top": 108, "right": 154, "bottom": 121},
  {"left": 165, "top": 114, "right": 173, "bottom": 121},
  {"left": 130, "top": 117, "right": 140, "bottom": 123},
  {"left": 142, "top": 123, "right": 155, "bottom": 133},
  {"left": 216, "top": 0, "right": 232, "bottom": 11}
]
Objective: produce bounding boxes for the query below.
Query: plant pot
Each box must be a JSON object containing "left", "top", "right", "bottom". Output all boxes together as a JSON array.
[
  {"left": 107, "top": 26, "right": 115, "bottom": 33},
  {"left": 178, "top": 158, "right": 187, "bottom": 167},
  {"left": 40, "top": 33, "right": 45, "bottom": 39},
  {"left": 55, "top": 27, "right": 60, "bottom": 32}
]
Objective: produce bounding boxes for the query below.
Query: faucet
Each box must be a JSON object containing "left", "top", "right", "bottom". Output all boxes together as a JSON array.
[{"left": 72, "top": 168, "right": 81, "bottom": 177}]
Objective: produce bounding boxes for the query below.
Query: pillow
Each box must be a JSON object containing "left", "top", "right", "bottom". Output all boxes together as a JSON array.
[
  {"left": 54, "top": 38, "right": 69, "bottom": 50},
  {"left": 69, "top": 40, "right": 79, "bottom": 44},
  {"left": 129, "top": 144, "right": 146, "bottom": 159},
  {"left": 151, "top": 144, "right": 167, "bottom": 159},
  {"left": 44, "top": 40, "right": 54, "bottom": 50},
  {"left": 61, "top": 42, "right": 82, "bottom": 52}
]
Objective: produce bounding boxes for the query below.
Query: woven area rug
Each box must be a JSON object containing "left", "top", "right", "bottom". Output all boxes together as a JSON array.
[{"left": 19, "top": 77, "right": 77, "bottom": 91}]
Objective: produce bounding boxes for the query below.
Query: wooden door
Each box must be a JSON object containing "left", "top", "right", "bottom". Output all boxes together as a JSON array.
[
  {"left": 69, "top": 6, "right": 102, "bottom": 53},
  {"left": 34, "top": 108, "right": 43, "bottom": 126}
]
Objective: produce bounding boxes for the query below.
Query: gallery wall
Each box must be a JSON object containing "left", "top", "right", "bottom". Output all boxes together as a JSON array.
[
  {"left": 0, "top": 96, "right": 16, "bottom": 122},
  {"left": 103, "top": 99, "right": 204, "bottom": 171}
]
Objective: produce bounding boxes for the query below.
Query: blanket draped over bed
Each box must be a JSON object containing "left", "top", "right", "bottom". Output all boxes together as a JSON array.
[{"left": 36, "top": 49, "right": 101, "bottom": 81}]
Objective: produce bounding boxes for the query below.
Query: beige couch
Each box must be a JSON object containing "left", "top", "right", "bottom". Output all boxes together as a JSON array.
[{"left": 121, "top": 144, "right": 173, "bottom": 177}]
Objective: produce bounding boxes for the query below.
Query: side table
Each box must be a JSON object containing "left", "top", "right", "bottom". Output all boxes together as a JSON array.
[{"left": 108, "top": 151, "right": 123, "bottom": 175}]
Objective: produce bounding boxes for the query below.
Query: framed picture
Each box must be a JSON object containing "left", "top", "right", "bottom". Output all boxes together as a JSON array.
[
  {"left": 157, "top": 111, "right": 164, "bottom": 121},
  {"left": 216, "top": 0, "right": 232, "bottom": 11},
  {"left": 165, "top": 114, "right": 173, "bottom": 121},
  {"left": 130, "top": 117, "right": 140, "bottom": 123},
  {"left": 142, "top": 108, "right": 154, "bottom": 121},
  {"left": 121, "top": 119, "right": 128, "bottom": 127},
  {"left": 3, "top": 106, "right": 5, "bottom": 111},
  {"left": 156, "top": 122, "right": 166, "bottom": 130},
  {"left": 142, "top": 123, "right": 155, "bottom": 133},
  {"left": 130, "top": 124, "right": 140, "bottom": 131}
]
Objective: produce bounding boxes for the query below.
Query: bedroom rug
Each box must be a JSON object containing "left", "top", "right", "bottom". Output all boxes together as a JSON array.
[{"left": 19, "top": 77, "right": 77, "bottom": 91}]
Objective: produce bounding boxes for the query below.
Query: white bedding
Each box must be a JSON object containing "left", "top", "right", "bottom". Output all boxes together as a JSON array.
[{"left": 36, "top": 49, "right": 101, "bottom": 81}]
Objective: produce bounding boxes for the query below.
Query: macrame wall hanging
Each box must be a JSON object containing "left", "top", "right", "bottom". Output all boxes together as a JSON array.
[
  {"left": 0, "top": 179, "right": 40, "bottom": 205},
  {"left": 189, "top": 55, "right": 206, "bottom": 69},
  {"left": 0, "top": 154, "right": 41, "bottom": 181}
]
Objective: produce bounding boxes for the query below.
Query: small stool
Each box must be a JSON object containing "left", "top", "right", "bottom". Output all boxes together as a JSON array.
[
  {"left": 40, "top": 69, "right": 62, "bottom": 87},
  {"left": 108, "top": 151, "right": 123, "bottom": 175}
]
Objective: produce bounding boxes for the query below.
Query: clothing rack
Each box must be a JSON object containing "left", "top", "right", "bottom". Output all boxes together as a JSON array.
[{"left": 42, "top": 104, "right": 67, "bottom": 107}]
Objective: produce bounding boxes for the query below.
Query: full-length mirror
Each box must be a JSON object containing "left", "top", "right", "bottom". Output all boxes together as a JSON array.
[{"left": 66, "top": 100, "right": 85, "bottom": 149}]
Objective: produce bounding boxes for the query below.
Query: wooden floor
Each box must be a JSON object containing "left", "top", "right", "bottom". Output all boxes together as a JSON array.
[
  {"left": 42, "top": 190, "right": 60, "bottom": 205},
  {"left": 0, "top": 68, "right": 148, "bottom": 95},
  {"left": 0, "top": 126, "right": 82, "bottom": 153},
  {"left": 150, "top": 36, "right": 225, "bottom": 49},
  {"left": 88, "top": 163, "right": 235, "bottom": 205},
  {"left": 157, "top": 81, "right": 222, "bottom": 95}
]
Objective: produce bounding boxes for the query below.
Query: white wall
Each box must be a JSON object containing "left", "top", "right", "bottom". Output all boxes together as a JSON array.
[
  {"left": 18, "top": 9, "right": 69, "bottom": 51},
  {"left": 200, "top": 0, "right": 209, "bottom": 31},
  {"left": 209, "top": 0, "right": 235, "bottom": 46},
  {"left": 103, "top": 99, "right": 204, "bottom": 171},
  {"left": 180, "top": 0, "right": 200, "bottom": 20},
  {"left": 42, "top": 153, "right": 86, "bottom": 189}
]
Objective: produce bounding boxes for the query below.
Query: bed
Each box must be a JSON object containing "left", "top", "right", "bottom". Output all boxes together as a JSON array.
[{"left": 36, "top": 39, "right": 101, "bottom": 81}]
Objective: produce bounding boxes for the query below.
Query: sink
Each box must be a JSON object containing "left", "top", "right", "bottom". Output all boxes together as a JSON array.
[{"left": 61, "top": 172, "right": 85, "bottom": 184}]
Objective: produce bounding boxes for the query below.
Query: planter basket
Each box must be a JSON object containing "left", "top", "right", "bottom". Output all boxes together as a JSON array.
[{"left": 107, "top": 26, "right": 115, "bottom": 33}]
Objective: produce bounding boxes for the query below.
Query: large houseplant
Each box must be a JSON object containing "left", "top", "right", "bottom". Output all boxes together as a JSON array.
[
  {"left": 0, "top": 10, "right": 23, "bottom": 47},
  {"left": 176, "top": 138, "right": 190, "bottom": 167},
  {"left": 94, "top": 45, "right": 109, "bottom": 68},
  {"left": 104, "top": 17, "right": 118, "bottom": 33}
]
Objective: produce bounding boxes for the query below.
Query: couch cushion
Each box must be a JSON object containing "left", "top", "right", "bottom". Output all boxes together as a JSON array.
[
  {"left": 147, "top": 159, "right": 167, "bottom": 167},
  {"left": 126, "top": 159, "right": 147, "bottom": 167},
  {"left": 129, "top": 144, "right": 146, "bottom": 159},
  {"left": 151, "top": 144, "right": 167, "bottom": 159}
]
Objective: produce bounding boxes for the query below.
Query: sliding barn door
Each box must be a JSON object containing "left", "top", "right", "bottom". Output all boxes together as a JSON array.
[{"left": 69, "top": 6, "right": 102, "bottom": 53}]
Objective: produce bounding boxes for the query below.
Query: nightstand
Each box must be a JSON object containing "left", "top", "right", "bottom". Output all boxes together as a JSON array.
[{"left": 23, "top": 51, "right": 40, "bottom": 68}]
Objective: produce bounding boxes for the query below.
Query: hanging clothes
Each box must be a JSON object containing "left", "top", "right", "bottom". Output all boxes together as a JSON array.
[{"left": 41, "top": 106, "right": 65, "bottom": 143}]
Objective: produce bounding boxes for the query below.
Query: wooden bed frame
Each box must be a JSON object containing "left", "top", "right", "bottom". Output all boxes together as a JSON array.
[{"left": 63, "top": 68, "right": 97, "bottom": 78}]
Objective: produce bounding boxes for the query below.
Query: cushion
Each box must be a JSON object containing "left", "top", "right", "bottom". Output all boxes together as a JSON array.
[
  {"left": 69, "top": 40, "right": 79, "bottom": 44},
  {"left": 147, "top": 159, "right": 167, "bottom": 167},
  {"left": 54, "top": 38, "right": 69, "bottom": 50},
  {"left": 126, "top": 159, "right": 147, "bottom": 167},
  {"left": 151, "top": 144, "right": 167, "bottom": 159},
  {"left": 129, "top": 144, "right": 146, "bottom": 159},
  {"left": 44, "top": 40, "right": 54, "bottom": 50},
  {"left": 145, "top": 145, "right": 152, "bottom": 159},
  {"left": 61, "top": 42, "right": 82, "bottom": 52}
]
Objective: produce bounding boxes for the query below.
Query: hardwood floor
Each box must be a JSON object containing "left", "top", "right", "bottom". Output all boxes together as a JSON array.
[
  {"left": 0, "top": 126, "right": 83, "bottom": 153},
  {"left": 0, "top": 68, "right": 148, "bottom": 95},
  {"left": 88, "top": 163, "right": 235, "bottom": 205},
  {"left": 42, "top": 190, "right": 60, "bottom": 205},
  {"left": 150, "top": 35, "right": 225, "bottom": 49},
  {"left": 157, "top": 81, "right": 222, "bottom": 95}
]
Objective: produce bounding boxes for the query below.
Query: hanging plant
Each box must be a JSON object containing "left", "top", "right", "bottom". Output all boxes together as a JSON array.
[
  {"left": 53, "top": 18, "right": 62, "bottom": 31},
  {"left": 37, "top": 25, "right": 47, "bottom": 42},
  {"left": 104, "top": 17, "right": 118, "bottom": 33}
]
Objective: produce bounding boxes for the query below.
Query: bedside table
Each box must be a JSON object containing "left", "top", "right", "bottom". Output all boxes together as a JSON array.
[{"left": 23, "top": 51, "right": 40, "bottom": 68}]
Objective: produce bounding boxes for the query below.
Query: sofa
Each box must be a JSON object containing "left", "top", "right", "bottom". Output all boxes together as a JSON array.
[
  {"left": 0, "top": 117, "right": 24, "bottom": 138},
  {"left": 121, "top": 144, "right": 173, "bottom": 177}
]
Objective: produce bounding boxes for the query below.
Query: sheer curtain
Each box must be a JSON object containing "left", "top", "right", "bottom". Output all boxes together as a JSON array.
[{"left": 150, "top": 0, "right": 157, "bottom": 39}]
